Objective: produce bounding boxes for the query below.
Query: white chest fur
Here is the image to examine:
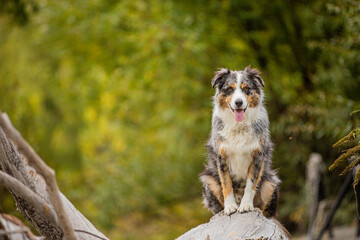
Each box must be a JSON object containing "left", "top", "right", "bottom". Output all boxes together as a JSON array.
[{"left": 216, "top": 108, "right": 260, "bottom": 182}]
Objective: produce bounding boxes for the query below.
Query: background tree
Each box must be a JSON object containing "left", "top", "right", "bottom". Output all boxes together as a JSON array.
[{"left": 0, "top": 0, "right": 359, "bottom": 239}]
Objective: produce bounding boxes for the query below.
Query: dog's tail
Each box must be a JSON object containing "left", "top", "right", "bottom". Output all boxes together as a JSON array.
[{"left": 271, "top": 217, "right": 291, "bottom": 239}]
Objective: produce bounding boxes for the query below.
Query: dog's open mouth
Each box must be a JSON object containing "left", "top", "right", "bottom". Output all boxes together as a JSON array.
[
  {"left": 234, "top": 109, "right": 245, "bottom": 122},
  {"left": 227, "top": 102, "right": 247, "bottom": 122}
]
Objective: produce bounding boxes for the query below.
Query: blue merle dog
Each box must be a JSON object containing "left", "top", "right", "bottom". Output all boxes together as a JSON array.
[{"left": 200, "top": 66, "right": 280, "bottom": 217}]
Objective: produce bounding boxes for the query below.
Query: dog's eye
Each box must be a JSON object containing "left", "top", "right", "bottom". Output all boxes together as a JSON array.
[
  {"left": 225, "top": 87, "right": 234, "bottom": 93},
  {"left": 243, "top": 87, "right": 251, "bottom": 95}
]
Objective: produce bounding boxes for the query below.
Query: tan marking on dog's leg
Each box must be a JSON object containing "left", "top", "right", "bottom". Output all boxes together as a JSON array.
[
  {"left": 252, "top": 148, "right": 261, "bottom": 159},
  {"left": 217, "top": 161, "right": 237, "bottom": 215},
  {"left": 203, "top": 175, "right": 224, "bottom": 207},
  {"left": 217, "top": 138, "right": 227, "bottom": 159},
  {"left": 248, "top": 162, "right": 255, "bottom": 180},
  {"left": 252, "top": 160, "right": 265, "bottom": 191},
  {"left": 223, "top": 167, "right": 233, "bottom": 199},
  {"left": 259, "top": 180, "right": 276, "bottom": 210},
  {"left": 219, "top": 148, "right": 227, "bottom": 159},
  {"left": 217, "top": 163, "right": 232, "bottom": 200},
  {"left": 216, "top": 137, "right": 226, "bottom": 159}
]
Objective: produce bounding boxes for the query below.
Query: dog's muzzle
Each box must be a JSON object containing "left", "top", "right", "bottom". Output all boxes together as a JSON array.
[{"left": 227, "top": 102, "right": 247, "bottom": 122}]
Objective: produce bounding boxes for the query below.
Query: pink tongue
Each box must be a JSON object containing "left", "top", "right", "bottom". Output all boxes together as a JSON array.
[{"left": 235, "top": 109, "right": 245, "bottom": 122}]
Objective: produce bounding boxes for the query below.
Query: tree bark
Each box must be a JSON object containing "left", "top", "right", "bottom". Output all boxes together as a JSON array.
[
  {"left": 177, "top": 211, "right": 289, "bottom": 240},
  {"left": 0, "top": 111, "right": 108, "bottom": 240},
  {"left": 0, "top": 213, "right": 42, "bottom": 240}
]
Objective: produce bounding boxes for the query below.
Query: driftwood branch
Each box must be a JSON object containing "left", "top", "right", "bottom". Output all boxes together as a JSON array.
[
  {"left": 0, "top": 111, "right": 108, "bottom": 239},
  {"left": 0, "top": 171, "right": 57, "bottom": 224},
  {"left": 0, "top": 213, "right": 43, "bottom": 240},
  {"left": 0, "top": 112, "right": 76, "bottom": 240},
  {"left": 177, "top": 211, "right": 289, "bottom": 240}
]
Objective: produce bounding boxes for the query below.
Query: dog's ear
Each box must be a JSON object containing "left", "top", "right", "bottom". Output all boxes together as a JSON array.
[
  {"left": 244, "top": 65, "right": 265, "bottom": 88},
  {"left": 211, "top": 68, "right": 230, "bottom": 89}
]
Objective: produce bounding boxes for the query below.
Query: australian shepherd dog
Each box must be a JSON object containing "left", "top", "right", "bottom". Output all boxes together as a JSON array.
[{"left": 200, "top": 66, "right": 280, "bottom": 217}]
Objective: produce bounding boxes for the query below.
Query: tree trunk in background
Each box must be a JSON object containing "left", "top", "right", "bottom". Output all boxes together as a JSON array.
[
  {"left": 177, "top": 211, "right": 289, "bottom": 240},
  {"left": 307, "top": 153, "right": 325, "bottom": 239}
]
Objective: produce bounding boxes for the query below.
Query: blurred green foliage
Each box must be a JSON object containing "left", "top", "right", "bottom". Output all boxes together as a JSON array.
[
  {"left": 0, "top": 0, "right": 359, "bottom": 238},
  {"left": 330, "top": 123, "right": 360, "bottom": 220}
]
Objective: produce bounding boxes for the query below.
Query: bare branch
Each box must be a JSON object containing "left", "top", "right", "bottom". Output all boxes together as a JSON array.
[
  {"left": 0, "top": 213, "right": 43, "bottom": 240},
  {"left": 0, "top": 112, "right": 77, "bottom": 240},
  {"left": 0, "top": 171, "right": 58, "bottom": 225}
]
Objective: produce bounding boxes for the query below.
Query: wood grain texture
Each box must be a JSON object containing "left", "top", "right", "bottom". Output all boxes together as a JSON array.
[
  {"left": 0, "top": 214, "right": 42, "bottom": 240},
  {"left": 177, "top": 211, "right": 289, "bottom": 240},
  {"left": 0, "top": 112, "right": 108, "bottom": 240}
]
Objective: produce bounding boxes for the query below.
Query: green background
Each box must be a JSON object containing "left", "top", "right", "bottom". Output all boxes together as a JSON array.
[{"left": 0, "top": 0, "right": 360, "bottom": 238}]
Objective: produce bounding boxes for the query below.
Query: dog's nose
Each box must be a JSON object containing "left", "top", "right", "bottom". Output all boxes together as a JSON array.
[{"left": 235, "top": 99, "right": 243, "bottom": 107}]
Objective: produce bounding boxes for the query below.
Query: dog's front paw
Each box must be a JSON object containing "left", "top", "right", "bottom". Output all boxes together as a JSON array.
[
  {"left": 238, "top": 202, "right": 254, "bottom": 213},
  {"left": 224, "top": 202, "right": 238, "bottom": 215}
]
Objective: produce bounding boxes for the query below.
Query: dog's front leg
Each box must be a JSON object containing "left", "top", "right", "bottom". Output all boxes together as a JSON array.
[
  {"left": 238, "top": 153, "right": 264, "bottom": 213},
  {"left": 216, "top": 155, "right": 237, "bottom": 215}
]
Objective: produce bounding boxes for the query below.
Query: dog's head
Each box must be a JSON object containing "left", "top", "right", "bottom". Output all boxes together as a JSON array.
[{"left": 212, "top": 66, "right": 264, "bottom": 122}]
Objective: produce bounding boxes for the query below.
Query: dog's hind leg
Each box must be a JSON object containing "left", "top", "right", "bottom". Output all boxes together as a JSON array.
[
  {"left": 258, "top": 179, "right": 279, "bottom": 217},
  {"left": 200, "top": 173, "right": 223, "bottom": 214}
]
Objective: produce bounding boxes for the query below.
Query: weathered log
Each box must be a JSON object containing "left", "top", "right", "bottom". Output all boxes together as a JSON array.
[
  {"left": 0, "top": 111, "right": 108, "bottom": 240},
  {"left": 0, "top": 214, "right": 42, "bottom": 240},
  {"left": 177, "top": 211, "right": 289, "bottom": 240}
]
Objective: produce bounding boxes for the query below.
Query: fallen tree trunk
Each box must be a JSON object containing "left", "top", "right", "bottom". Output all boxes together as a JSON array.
[
  {"left": 0, "top": 111, "right": 108, "bottom": 240},
  {"left": 177, "top": 211, "right": 289, "bottom": 240}
]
